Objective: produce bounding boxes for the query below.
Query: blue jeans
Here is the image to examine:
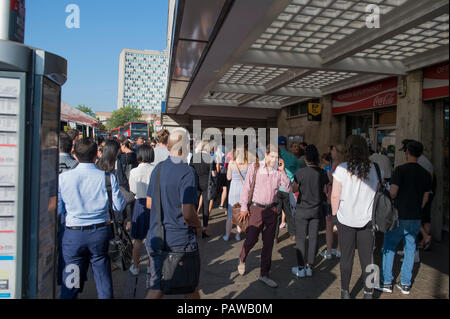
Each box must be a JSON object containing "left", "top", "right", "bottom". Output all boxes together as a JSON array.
[
  {"left": 381, "top": 219, "right": 421, "bottom": 286},
  {"left": 61, "top": 225, "right": 114, "bottom": 299}
]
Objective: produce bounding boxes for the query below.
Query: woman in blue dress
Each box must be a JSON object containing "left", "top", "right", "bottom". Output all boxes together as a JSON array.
[{"left": 224, "top": 147, "right": 248, "bottom": 241}]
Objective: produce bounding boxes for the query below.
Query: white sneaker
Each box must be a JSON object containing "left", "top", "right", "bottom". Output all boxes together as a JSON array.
[
  {"left": 291, "top": 266, "right": 305, "bottom": 278},
  {"left": 129, "top": 264, "right": 139, "bottom": 276},
  {"left": 258, "top": 276, "right": 278, "bottom": 288},
  {"left": 238, "top": 262, "right": 245, "bottom": 275}
]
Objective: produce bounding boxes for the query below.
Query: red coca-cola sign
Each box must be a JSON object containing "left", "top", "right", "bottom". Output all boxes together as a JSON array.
[
  {"left": 373, "top": 92, "right": 396, "bottom": 107},
  {"left": 423, "top": 61, "right": 449, "bottom": 101},
  {"left": 332, "top": 77, "right": 398, "bottom": 114}
]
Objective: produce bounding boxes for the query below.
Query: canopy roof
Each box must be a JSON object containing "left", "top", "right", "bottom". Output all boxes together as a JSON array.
[{"left": 165, "top": 0, "right": 449, "bottom": 124}]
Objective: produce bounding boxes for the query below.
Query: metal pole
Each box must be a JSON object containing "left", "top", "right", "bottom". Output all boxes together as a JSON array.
[
  {"left": 131, "top": 102, "right": 133, "bottom": 123},
  {"left": 0, "top": 0, "right": 10, "bottom": 40}
]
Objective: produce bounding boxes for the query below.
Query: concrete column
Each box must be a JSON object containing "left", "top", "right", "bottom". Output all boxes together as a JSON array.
[
  {"left": 431, "top": 100, "right": 445, "bottom": 241},
  {"left": 395, "top": 70, "right": 423, "bottom": 167}
]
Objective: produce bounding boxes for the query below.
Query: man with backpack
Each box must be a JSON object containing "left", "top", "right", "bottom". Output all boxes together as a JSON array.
[{"left": 376, "top": 140, "right": 432, "bottom": 295}]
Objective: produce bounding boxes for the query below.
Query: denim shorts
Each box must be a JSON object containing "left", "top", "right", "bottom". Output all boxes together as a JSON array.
[{"left": 146, "top": 243, "right": 199, "bottom": 291}]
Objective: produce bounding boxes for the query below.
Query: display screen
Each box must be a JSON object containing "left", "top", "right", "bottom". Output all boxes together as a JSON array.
[
  {"left": 131, "top": 122, "right": 148, "bottom": 131},
  {"left": 36, "top": 77, "right": 60, "bottom": 299},
  {"left": 0, "top": 75, "right": 22, "bottom": 299}
]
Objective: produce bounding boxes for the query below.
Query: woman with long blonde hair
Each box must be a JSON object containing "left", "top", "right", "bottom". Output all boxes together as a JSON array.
[{"left": 223, "top": 147, "right": 249, "bottom": 241}]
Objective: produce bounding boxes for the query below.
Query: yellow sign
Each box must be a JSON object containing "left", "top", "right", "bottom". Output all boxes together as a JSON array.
[{"left": 308, "top": 103, "right": 322, "bottom": 117}]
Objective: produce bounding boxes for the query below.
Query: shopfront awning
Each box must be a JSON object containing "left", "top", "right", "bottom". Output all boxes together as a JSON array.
[
  {"left": 165, "top": 0, "right": 449, "bottom": 124},
  {"left": 61, "top": 101, "right": 99, "bottom": 127}
]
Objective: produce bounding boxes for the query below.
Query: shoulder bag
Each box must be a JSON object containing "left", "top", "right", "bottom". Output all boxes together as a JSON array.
[
  {"left": 116, "top": 157, "right": 135, "bottom": 205},
  {"left": 105, "top": 173, "right": 133, "bottom": 271},
  {"left": 232, "top": 161, "right": 259, "bottom": 233},
  {"left": 154, "top": 165, "right": 201, "bottom": 295},
  {"left": 372, "top": 163, "right": 398, "bottom": 233}
]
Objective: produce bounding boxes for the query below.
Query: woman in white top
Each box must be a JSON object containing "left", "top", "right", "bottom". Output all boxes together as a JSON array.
[
  {"left": 224, "top": 147, "right": 248, "bottom": 241},
  {"left": 331, "top": 135, "right": 381, "bottom": 299},
  {"left": 128, "top": 144, "right": 155, "bottom": 276}
]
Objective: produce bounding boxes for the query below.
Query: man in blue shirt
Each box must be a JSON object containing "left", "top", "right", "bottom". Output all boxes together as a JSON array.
[
  {"left": 58, "top": 138, "right": 126, "bottom": 299},
  {"left": 145, "top": 129, "right": 202, "bottom": 299}
]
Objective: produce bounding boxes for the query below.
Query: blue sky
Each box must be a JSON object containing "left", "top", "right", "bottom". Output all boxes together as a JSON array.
[{"left": 25, "top": 0, "right": 169, "bottom": 112}]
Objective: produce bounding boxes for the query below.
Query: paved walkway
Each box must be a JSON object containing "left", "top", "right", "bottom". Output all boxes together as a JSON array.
[{"left": 77, "top": 208, "right": 449, "bottom": 299}]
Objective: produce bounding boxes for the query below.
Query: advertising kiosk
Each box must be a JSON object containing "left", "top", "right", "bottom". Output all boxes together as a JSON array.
[{"left": 0, "top": 39, "right": 67, "bottom": 299}]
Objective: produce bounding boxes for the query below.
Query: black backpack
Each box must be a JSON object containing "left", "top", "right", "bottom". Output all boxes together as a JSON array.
[
  {"left": 59, "top": 162, "right": 70, "bottom": 174},
  {"left": 372, "top": 163, "right": 398, "bottom": 232}
]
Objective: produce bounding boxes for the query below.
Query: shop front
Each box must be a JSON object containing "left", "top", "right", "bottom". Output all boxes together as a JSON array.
[{"left": 332, "top": 77, "right": 398, "bottom": 166}]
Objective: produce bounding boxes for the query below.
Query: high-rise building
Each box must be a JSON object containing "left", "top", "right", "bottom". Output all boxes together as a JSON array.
[{"left": 117, "top": 48, "right": 168, "bottom": 115}]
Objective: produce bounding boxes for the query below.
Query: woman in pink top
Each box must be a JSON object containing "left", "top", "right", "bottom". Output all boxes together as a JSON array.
[{"left": 237, "top": 145, "right": 290, "bottom": 288}]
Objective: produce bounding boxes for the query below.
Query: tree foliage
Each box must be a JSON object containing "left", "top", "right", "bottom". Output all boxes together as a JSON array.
[
  {"left": 76, "top": 104, "right": 96, "bottom": 118},
  {"left": 106, "top": 105, "right": 144, "bottom": 130}
]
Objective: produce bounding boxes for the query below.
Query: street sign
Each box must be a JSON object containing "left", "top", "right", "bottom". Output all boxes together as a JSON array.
[{"left": 308, "top": 103, "right": 322, "bottom": 121}]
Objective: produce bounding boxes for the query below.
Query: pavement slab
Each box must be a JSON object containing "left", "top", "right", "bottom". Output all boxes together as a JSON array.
[{"left": 77, "top": 208, "right": 449, "bottom": 299}]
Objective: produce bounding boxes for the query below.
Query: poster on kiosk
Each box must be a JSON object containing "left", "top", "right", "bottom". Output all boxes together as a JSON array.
[{"left": 0, "top": 34, "right": 67, "bottom": 298}]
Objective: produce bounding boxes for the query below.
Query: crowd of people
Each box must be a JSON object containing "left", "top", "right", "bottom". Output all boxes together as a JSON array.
[{"left": 57, "top": 127, "right": 435, "bottom": 299}]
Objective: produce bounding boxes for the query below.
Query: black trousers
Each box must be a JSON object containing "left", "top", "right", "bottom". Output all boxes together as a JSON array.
[
  {"left": 200, "top": 190, "right": 210, "bottom": 228},
  {"left": 337, "top": 220, "right": 375, "bottom": 293},
  {"left": 275, "top": 191, "right": 296, "bottom": 239},
  {"left": 295, "top": 213, "right": 320, "bottom": 267}
]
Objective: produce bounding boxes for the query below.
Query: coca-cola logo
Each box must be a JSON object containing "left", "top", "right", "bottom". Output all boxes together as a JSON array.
[
  {"left": 373, "top": 92, "right": 395, "bottom": 107},
  {"left": 437, "top": 64, "right": 449, "bottom": 75}
]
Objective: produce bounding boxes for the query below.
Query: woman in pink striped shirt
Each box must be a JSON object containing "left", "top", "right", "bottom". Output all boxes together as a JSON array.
[{"left": 237, "top": 145, "right": 291, "bottom": 288}]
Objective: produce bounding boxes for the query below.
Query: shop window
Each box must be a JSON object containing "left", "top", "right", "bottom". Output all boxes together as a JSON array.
[{"left": 376, "top": 110, "right": 396, "bottom": 125}]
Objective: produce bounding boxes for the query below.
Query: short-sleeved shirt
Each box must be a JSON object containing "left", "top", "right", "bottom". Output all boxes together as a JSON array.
[
  {"left": 418, "top": 155, "right": 434, "bottom": 175},
  {"left": 298, "top": 158, "right": 307, "bottom": 169},
  {"left": 390, "top": 163, "right": 432, "bottom": 220},
  {"left": 294, "top": 166, "right": 329, "bottom": 217},
  {"left": 146, "top": 156, "right": 198, "bottom": 250},
  {"left": 153, "top": 146, "right": 170, "bottom": 166},
  {"left": 191, "top": 153, "right": 215, "bottom": 192},
  {"left": 332, "top": 162, "right": 380, "bottom": 228}
]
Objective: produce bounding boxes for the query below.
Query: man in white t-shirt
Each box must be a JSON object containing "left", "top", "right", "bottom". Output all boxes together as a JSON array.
[{"left": 369, "top": 149, "right": 392, "bottom": 181}]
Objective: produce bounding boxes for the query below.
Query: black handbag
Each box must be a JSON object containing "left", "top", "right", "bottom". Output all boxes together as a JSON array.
[
  {"left": 206, "top": 160, "right": 217, "bottom": 200},
  {"left": 105, "top": 173, "right": 133, "bottom": 271},
  {"left": 154, "top": 165, "right": 200, "bottom": 295}
]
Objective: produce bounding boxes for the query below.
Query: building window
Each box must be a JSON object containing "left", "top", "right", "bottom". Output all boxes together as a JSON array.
[{"left": 287, "top": 99, "right": 320, "bottom": 118}]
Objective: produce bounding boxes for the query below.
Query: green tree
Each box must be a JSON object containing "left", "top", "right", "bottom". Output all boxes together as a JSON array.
[
  {"left": 97, "top": 120, "right": 107, "bottom": 131},
  {"left": 76, "top": 104, "right": 96, "bottom": 118},
  {"left": 106, "top": 105, "right": 144, "bottom": 130}
]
